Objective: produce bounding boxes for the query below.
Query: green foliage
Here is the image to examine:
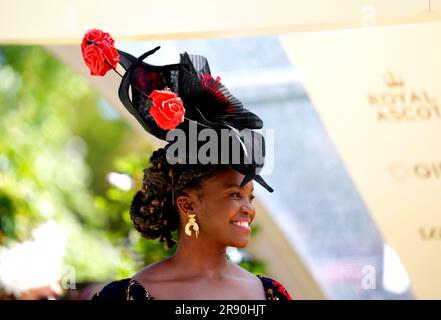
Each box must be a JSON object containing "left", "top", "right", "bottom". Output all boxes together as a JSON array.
[{"left": 0, "top": 45, "right": 130, "bottom": 282}]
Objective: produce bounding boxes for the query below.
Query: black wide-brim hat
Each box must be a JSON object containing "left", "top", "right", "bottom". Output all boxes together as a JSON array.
[{"left": 116, "top": 46, "right": 273, "bottom": 192}]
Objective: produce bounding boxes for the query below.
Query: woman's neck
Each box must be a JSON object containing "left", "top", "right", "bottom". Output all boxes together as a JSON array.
[{"left": 170, "top": 235, "right": 232, "bottom": 279}]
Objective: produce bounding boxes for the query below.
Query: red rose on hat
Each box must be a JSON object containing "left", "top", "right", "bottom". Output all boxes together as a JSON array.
[
  {"left": 149, "top": 89, "right": 185, "bottom": 130},
  {"left": 81, "top": 29, "right": 120, "bottom": 76}
]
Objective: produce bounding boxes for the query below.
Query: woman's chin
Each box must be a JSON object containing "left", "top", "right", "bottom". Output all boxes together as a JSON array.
[{"left": 228, "top": 239, "right": 249, "bottom": 248}]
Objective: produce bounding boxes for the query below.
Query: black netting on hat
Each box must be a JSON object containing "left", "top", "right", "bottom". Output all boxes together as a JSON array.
[
  {"left": 115, "top": 46, "right": 273, "bottom": 192},
  {"left": 177, "top": 52, "right": 263, "bottom": 130}
]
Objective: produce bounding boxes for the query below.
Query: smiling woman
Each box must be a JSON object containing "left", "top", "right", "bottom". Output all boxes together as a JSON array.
[
  {"left": 82, "top": 29, "right": 291, "bottom": 300},
  {"left": 92, "top": 148, "right": 292, "bottom": 300}
]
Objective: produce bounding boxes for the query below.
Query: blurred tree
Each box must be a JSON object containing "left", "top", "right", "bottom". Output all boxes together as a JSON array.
[{"left": 0, "top": 45, "right": 133, "bottom": 282}]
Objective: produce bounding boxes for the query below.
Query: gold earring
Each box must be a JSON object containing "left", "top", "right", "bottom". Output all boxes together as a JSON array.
[{"left": 184, "top": 212, "right": 199, "bottom": 238}]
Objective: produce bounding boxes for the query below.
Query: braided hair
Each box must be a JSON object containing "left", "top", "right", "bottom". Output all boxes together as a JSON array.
[{"left": 130, "top": 148, "right": 222, "bottom": 249}]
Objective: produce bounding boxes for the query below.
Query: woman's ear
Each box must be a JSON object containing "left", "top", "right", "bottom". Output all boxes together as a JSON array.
[
  {"left": 175, "top": 189, "right": 204, "bottom": 231},
  {"left": 175, "top": 192, "right": 194, "bottom": 215}
]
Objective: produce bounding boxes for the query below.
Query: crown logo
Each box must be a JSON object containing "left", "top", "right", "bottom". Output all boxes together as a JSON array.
[{"left": 384, "top": 70, "right": 404, "bottom": 88}]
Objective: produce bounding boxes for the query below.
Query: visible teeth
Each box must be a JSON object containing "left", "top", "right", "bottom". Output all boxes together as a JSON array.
[{"left": 232, "top": 221, "right": 249, "bottom": 227}]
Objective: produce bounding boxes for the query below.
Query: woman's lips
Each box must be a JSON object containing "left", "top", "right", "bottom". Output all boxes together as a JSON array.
[{"left": 230, "top": 221, "right": 251, "bottom": 232}]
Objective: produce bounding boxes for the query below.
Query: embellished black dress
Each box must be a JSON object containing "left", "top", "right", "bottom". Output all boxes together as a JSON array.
[{"left": 92, "top": 274, "right": 292, "bottom": 301}]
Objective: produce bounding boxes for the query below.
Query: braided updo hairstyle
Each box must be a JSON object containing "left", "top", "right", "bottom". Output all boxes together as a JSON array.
[{"left": 130, "top": 148, "right": 223, "bottom": 249}]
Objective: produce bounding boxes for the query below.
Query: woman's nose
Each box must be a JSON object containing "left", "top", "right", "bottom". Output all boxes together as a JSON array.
[{"left": 241, "top": 200, "right": 255, "bottom": 214}]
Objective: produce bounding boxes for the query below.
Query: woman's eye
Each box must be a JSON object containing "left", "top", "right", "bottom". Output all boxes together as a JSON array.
[{"left": 230, "top": 192, "right": 255, "bottom": 202}]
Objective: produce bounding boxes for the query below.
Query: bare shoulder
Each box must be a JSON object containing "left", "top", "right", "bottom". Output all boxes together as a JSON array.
[
  {"left": 132, "top": 258, "right": 175, "bottom": 283},
  {"left": 229, "top": 262, "right": 260, "bottom": 281},
  {"left": 228, "top": 263, "right": 267, "bottom": 299}
]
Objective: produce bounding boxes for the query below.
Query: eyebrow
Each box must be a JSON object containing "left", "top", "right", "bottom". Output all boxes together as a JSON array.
[{"left": 224, "top": 183, "right": 254, "bottom": 192}]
